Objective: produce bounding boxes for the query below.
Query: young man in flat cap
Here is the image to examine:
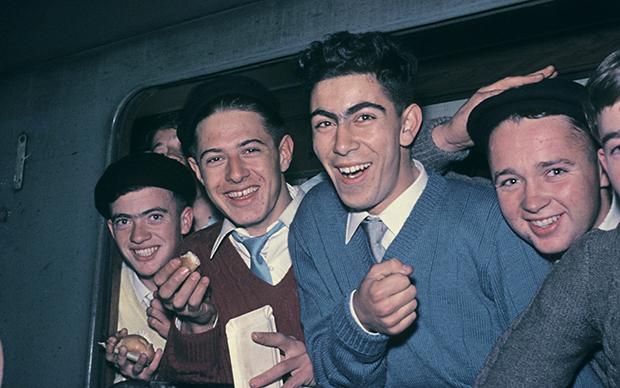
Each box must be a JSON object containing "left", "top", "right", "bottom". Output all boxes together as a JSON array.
[
  {"left": 466, "top": 77, "right": 617, "bottom": 260},
  {"left": 94, "top": 152, "right": 195, "bottom": 382},
  {"left": 476, "top": 49, "right": 620, "bottom": 388},
  {"left": 288, "top": 30, "right": 601, "bottom": 387}
]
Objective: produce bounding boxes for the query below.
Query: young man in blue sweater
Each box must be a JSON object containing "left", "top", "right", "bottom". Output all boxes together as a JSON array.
[{"left": 288, "top": 31, "right": 601, "bottom": 386}]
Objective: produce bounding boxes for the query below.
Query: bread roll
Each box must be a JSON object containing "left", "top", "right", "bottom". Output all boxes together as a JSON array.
[
  {"left": 115, "top": 334, "right": 155, "bottom": 363},
  {"left": 179, "top": 251, "right": 200, "bottom": 271}
]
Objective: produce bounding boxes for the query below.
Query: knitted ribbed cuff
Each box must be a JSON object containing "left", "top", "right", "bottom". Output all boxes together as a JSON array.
[
  {"left": 332, "top": 294, "right": 389, "bottom": 359},
  {"left": 413, "top": 116, "right": 469, "bottom": 173}
]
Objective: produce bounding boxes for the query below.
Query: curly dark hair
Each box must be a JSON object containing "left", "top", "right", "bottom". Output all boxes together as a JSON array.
[{"left": 297, "top": 30, "right": 418, "bottom": 114}]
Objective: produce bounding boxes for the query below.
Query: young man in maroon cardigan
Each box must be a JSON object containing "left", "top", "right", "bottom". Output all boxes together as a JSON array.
[{"left": 152, "top": 76, "right": 315, "bottom": 387}]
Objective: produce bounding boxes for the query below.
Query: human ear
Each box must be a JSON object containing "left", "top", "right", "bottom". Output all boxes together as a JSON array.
[
  {"left": 278, "top": 135, "right": 294, "bottom": 173},
  {"left": 180, "top": 206, "right": 194, "bottom": 235},
  {"left": 400, "top": 103, "right": 423, "bottom": 147},
  {"left": 598, "top": 148, "right": 611, "bottom": 188},
  {"left": 188, "top": 156, "right": 205, "bottom": 186}
]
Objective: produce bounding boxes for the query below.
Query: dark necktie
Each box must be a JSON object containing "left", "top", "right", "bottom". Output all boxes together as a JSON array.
[
  {"left": 231, "top": 221, "right": 284, "bottom": 284},
  {"left": 361, "top": 216, "right": 388, "bottom": 263}
]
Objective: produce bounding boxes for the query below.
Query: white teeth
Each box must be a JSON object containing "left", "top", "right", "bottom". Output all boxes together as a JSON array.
[
  {"left": 530, "top": 215, "right": 560, "bottom": 228},
  {"left": 226, "top": 186, "right": 258, "bottom": 199},
  {"left": 338, "top": 163, "right": 371, "bottom": 175},
  {"left": 134, "top": 247, "right": 158, "bottom": 257}
]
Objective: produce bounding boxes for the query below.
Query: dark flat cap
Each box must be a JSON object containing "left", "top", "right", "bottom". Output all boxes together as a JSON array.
[
  {"left": 467, "top": 77, "right": 588, "bottom": 154},
  {"left": 177, "top": 75, "right": 280, "bottom": 155},
  {"left": 94, "top": 152, "right": 196, "bottom": 218}
]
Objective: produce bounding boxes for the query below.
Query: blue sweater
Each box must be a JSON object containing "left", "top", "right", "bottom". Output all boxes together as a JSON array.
[{"left": 289, "top": 173, "right": 599, "bottom": 387}]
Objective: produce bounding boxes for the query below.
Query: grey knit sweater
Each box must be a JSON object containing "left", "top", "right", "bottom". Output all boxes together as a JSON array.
[{"left": 476, "top": 227, "right": 620, "bottom": 387}]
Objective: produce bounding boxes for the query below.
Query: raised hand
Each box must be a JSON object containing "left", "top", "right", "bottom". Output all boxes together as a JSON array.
[
  {"left": 432, "top": 65, "right": 558, "bottom": 152},
  {"left": 153, "top": 257, "right": 217, "bottom": 333},
  {"left": 353, "top": 258, "right": 418, "bottom": 335}
]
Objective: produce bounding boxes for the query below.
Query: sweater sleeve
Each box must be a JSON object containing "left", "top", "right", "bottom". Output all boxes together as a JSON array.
[
  {"left": 476, "top": 234, "right": 603, "bottom": 387},
  {"left": 412, "top": 116, "right": 469, "bottom": 174},
  {"left": 158, "top": 312, "right": 227, "bottom": 383},
  {"left": 289, "top": 207, "right": 389, "bottom": 387}
]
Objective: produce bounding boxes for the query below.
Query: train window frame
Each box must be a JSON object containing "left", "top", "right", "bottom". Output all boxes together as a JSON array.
[{"left": 95, "top": 2, "right": 620, "bottom": 384}]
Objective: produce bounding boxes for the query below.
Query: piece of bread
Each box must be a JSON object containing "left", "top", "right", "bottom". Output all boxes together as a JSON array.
[
  {"left": 115, "top": 334, "right": 155, "bottom": 364},
  {"left": 179, "top": 250, "right": 200, "bottom": 271}
]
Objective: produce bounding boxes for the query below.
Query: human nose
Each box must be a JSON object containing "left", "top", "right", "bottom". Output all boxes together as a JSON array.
[
  {"left": 226, "top": 155, "right": 249, "bottom": 183},
  {"left": 521, "top": 181, "right": 550, "bottom": 213},
  {"left": 333, "top": 124, "right": 359, "bottom": 156},
  {"left": 130, "top": 220, "right": 151, "bottom": 244}
]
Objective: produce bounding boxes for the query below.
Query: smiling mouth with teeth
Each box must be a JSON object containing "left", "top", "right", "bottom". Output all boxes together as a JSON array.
[
  {"left": 226, "top": 186, "right": 258, "bottom": 199},
  {"left": 529, "top": 215, "right": 560, "bottom": 228},
  {"left": 338, "top": 163, "right": 371, "bottom": 178},
  {"left": 134, "top": 246, "right": 159, "bottom": 257}
]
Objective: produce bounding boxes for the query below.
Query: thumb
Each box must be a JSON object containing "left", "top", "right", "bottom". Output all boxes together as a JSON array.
[{"left": 368, "top": 258, "right": 412, "bottom": 280}]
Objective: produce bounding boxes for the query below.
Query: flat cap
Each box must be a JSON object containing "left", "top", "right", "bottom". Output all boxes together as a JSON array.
[
  {"left": 467, "top": 77, "right": 588, "bottom": 154},
  {"left": 177, "top": 75, "right": 280, "bottom": 155},
  {"left": 94, "top": 152, "right": 196, "bottom": 218}
]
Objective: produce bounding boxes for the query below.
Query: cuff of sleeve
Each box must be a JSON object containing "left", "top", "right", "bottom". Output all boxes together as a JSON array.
[
  {"left": 349, "top": 290, "right": 380, "bottom": 336},
  {"left": 333, "top": 292, "right": 388, "bottom": 358},
  {"left": 414, "top": 116, "right": 469, "bottom": 170},
  {"left": 162, "top": 319, "right": 222, "bottom": 374}
]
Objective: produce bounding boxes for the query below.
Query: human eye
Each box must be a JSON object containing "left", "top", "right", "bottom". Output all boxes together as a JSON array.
[
  {"left": 204, "top": 155, "right": 223, "bottom": 165},
  {"left": 355, "top": 113, "right": 376, "bottom": 123},
  {"left": 312, "top": 119, "right": 334, "bottom": 131},
  {"left": 243, "top": 146, "right": 261, "bottom": 155},
  {"left": 148, "top": 213, "right": 165, "bottom": 223},
  {"left": 605, "top": 140, "right": 620, "bottom": 156},
  {"left": 546, "top": 167, "right": 567, "bottom": 177},
  {"left": 113, "top": 217, "right": 131, "bottom": 229},
  {"left": 496, "top": 177, "right": 519, "bottom": 188}
]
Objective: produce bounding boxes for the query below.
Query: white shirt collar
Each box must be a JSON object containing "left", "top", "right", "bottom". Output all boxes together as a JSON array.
[
  {"left": 345, "top": 160, "right": 428, "bottom": 244},
  {"left": 598, "top": 192, "right": 620, "bottom": 231},
  {"left": 127, "top": 262, "right": 154, "bottom": 309},
  {"left": 210, "top": 184, "right": 304, "bottom": 259}
]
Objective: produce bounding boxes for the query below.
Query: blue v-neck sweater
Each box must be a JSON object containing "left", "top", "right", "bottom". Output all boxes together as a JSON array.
[{"left": 289, "top": 172, "right": 599, "bottom": 387}]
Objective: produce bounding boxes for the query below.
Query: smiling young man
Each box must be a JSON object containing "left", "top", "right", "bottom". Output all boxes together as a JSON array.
[
  {"left": 466, "top": 78, "right": 617, "bottom": 260},
  {"left": 475, "top": 49, "right": 620, "bottom": 387},
  {"left": 94, "top": 152, "right": 195, "bottom": 382},
  {"left": 287, "top": 31, "right": 602, "bottom": 387},
  {"left": 151, "top": 76, "right": 316, "bottom": 388}
]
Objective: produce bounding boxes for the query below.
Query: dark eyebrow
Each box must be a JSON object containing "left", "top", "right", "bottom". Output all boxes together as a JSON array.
[
  {"left": 199, "top": 147, "right": 223, "bottom": 162},
  {"left": 199, "top": 138, "right": 268, "bottom": 161},
  {"left": 537, "top": 159, "right": 575, "bottom": 169},
  {"left": 600, "top": 130, "right": 620, "bottom": 145},
  {"left": 110, "top": 207, "right": 169, "bottom": 221},
  {"left": 239, "top": 138, "right": 268, "bottom": 147},
  {"left": 345, "top": 101, "right": 386, "bottom": 116},
  {"left": 310, "top": 109, "right": 338, "bottom": 122},
  {"left": 310, "top": 102, "right": 386, "bottom": 122},
  {"left": 493, "top": 168, "right": 518, "bottom": 182}
]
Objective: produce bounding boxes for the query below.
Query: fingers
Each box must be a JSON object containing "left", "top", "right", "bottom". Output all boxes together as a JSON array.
[
  {"left": 147, "top": 306, "right": 171, "bottom": 339},
  {"left": 249, "top": 347, "right": 313, "bottom": 388},
  {"left": 368, "top": 272, "right": 415, "bottom": 303},
  {"left": 366, "top": 258, "right": 413, "bottom": 281},
  {"left": 153, "top": 258, "right": 182, "bottom": 287},
  {"left": 479, "top": 65, "right": 557, "bottom": 93},
  {"left": 251, "top": 332, "right": 306, "bottom": 356},
  {"left": 137, "top": 349, "right": 163, "bottom": 380},
  {"left": 187, "top": 276, "right": 211, "bottom": 312},
  {"left": 354, "top": 262, "right": 418, "bottom": 334},
  {"left": 157, "top": 266, "right": 192, "bottom": 303}
]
